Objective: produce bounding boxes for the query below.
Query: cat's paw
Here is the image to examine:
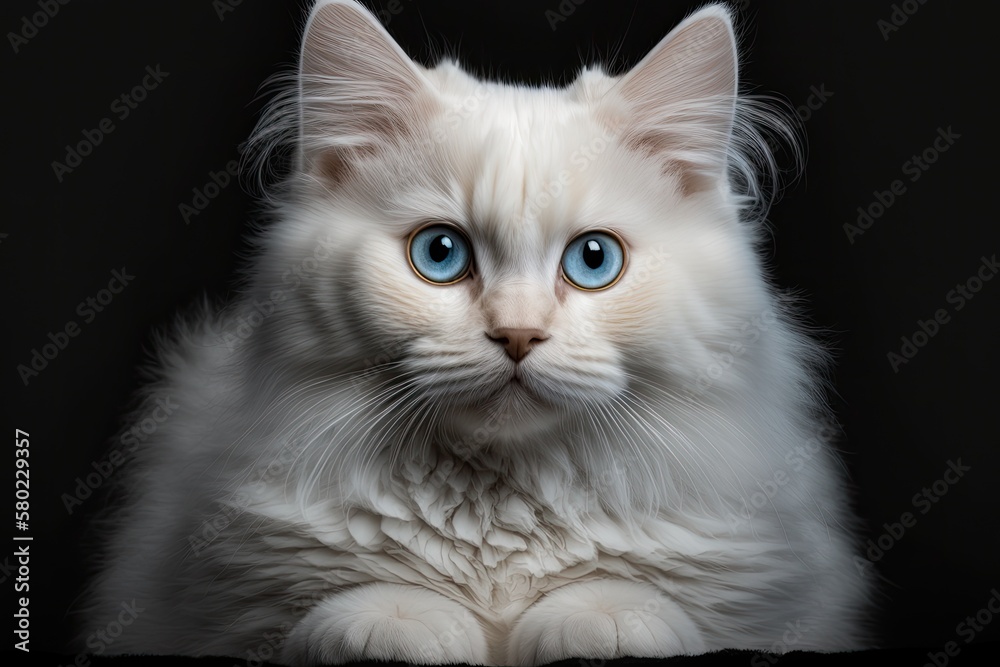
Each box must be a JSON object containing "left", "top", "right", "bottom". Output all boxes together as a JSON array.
[
  {"left": 507, "top": 580, "right": 706, "bottom": 665},
  {"left": 281, "top": 583, "right": 488, "bottom": 665}
]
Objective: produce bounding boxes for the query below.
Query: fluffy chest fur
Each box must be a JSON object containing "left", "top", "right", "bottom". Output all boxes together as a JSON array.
[
  {"left": 249, "top": 455, "right": 609, "bottom": 618},
  {"left": 220, "top": 424, "right": 819, "bottom": 641}
]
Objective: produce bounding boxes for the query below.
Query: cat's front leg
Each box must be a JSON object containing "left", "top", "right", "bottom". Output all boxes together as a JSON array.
[
  {"left": 507, "top": 580, "right": 705, "bottom": 665},
  {"left": 281, "top": 582, "right": 488, "bottom": 666}
]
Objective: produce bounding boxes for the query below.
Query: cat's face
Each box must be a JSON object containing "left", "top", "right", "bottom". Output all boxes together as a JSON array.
[{"left": 258, "top": 1, "right": 773, "bottom": 446}]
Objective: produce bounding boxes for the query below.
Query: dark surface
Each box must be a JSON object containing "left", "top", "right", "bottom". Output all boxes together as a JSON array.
[
  {"left": 2, "top": 0, "right": 998, "bottom": 660},
  {"left": 7, "top": 645, "right": 1000, "bottom": 667}
]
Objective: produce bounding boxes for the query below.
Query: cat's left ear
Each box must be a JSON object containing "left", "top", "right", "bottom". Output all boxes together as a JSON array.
[
  {"left": 616, "top": 4, "right": 738, "bottom": 193},
  {"left": 297, "top": 0, "right": 437, "bottom": 182}
]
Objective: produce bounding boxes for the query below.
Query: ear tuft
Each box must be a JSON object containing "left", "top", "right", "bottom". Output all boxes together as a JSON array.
[
  {"left": 298, "top": 0, "right": 436, "bottom": 182},
  {"left": 616, "top": 4, "right": 739, "bottom": 193}
]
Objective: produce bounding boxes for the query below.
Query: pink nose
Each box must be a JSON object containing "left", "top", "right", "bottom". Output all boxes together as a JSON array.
[{"left": 486, "top": 328, "right": 549, "bottom": 362}]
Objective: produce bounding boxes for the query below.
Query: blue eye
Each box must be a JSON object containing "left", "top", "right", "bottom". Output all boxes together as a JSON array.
[
  {"left": 561, "top": 231, "right": 627, "bottom": 290},
  {"left": 407, "top": 224, "right": 472, "bottom": 285}
]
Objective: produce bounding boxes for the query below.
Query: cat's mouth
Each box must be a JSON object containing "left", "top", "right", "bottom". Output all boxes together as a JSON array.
[
  {"left": 447, "top": 369, "right": 558, "bottom": 443},
  {"left": 478, "top": 365, "right": 546, "bottom": 405},
  {"left": 502, "top": 372, "right": 529, "bottom": 394},
  {"left": 507, "top": 367, "right": 537, "bottom": 393},
  {"left": 506, "top": 376, "right": 538, "bottom": 401}
]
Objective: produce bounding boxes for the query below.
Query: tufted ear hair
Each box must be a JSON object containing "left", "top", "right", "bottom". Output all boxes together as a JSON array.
[
  {"left": 616, "top": 4, "right": 739, "bottom": 194},
  {"left": 298, "top": 0, "right": 438, "bottom": 183}
]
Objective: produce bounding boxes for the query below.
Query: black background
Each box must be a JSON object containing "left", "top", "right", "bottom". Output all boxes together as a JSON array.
[{"left": 2, "top": 0, "right": 998, "bottom": 663}]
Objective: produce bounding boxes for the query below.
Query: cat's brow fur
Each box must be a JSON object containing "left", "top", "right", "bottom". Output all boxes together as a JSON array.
[{"left": 80, "top": 1, "right": 872, "bottom": 663}]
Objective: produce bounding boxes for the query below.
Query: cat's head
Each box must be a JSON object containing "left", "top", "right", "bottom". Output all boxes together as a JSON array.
[{"left": 249, "top": 0, "right": 798, "bottom": 450}]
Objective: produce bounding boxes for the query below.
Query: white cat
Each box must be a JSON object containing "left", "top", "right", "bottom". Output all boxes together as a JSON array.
[{"left": 80, "top": 1, "right": 872, "bottom": 664}]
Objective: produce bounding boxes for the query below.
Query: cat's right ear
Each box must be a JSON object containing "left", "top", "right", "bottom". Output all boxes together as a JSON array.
[
  {"left": 614, "top": 4, "right": 739, "bottom": 195},
  {"left": 298, "top": 0, "right": 437, "bottom": 183}
]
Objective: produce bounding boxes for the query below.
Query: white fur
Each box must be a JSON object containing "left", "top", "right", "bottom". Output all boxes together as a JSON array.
[{"left": 80, "top": 1, "right": 871, "bottom": 664}]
